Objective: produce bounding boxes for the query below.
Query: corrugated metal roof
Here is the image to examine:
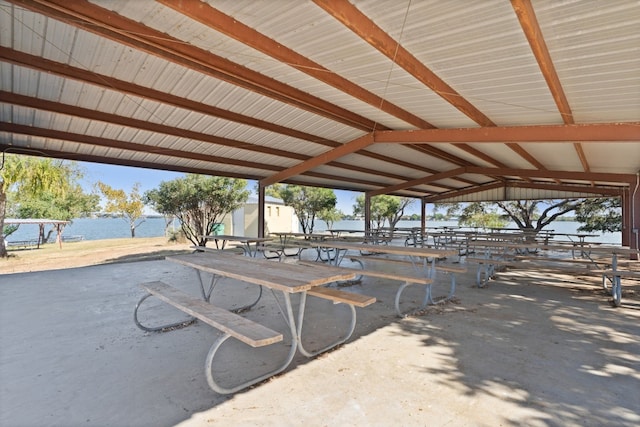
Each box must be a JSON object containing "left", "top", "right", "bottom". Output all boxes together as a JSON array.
[{"left": 0, "top": 0, "right": 638, "bottom": 205}]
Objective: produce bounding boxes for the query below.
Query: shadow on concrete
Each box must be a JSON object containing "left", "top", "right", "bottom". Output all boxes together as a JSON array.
[{"left": 397, "top": 268, "right": 640, "bottom": 427}]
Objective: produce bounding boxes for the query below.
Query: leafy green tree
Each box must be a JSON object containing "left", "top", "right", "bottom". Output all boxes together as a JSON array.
[
  {"left": 144, "top": 175, "right": 249, "bottom": 246},
  {"left": 97, "top": 182, "right": 146, "bottom": 238},
  {"left": 266, "top": 184, "right": 336, "bottom": 234},
  {"left": 1, "top": 155, "right": 90, "bottom": 256},
  {"left": 574, "top": 197, "right": 621, "bottom": 233},
  {"left": 433, "top": 203, "right": 460, "bottom": 220},
  {"left": 354, "top": 195, "right": 414, "bottom": 235},
  {"left": 11, "top": 186, "right": 99, "bottom": 243},
  {"left": 457, "top": 203, "right": 508, "bottom": 230},
  {"left": 495, "top": 200, "right": 582, "bottom": 233},
  {"left": 453, "top": 199, "right": 620, "bottom": 237},
  {"left": 318, "top": 207, "right": 343, "bottom": 230}
]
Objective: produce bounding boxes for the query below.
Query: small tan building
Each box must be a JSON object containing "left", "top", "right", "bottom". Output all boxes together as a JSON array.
[{"left": 220, "top": 196, "right": 298, "bottom": 237}]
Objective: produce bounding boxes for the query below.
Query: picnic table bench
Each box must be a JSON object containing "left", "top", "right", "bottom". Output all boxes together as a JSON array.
[
  {"left": 134, "top": 252, "right": 374, "bottom": 394},
  {"left": 136, "top": 281, "right": 282, "bottom": 346},
  {"left": 191, "top": 245, "right": 245, "bottom": 255},
  {"left": 202, "top": 235, "right": 272, "bottom": 257},
  {"left": 255, "top": 241, "right": 308, "bottom": 261},
  {"left": 6, "top": 239, "right": 40, "bottom": 249}
]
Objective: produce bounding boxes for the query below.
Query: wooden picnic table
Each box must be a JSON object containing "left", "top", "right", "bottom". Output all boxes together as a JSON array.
[
  {"left": 314, "top": 240, "right": 457, "bottom": 260},
  {"left": 311, "top": 240, "right": 460, "bottom": 310},
  {"left": 134, "top": 251, "right": 374, "bottom": 394},
  {"left": 203, "top": 234, "right": 272, "bottom": 257},
  {"left": 326, "top": 229, "right": 364, "bottom": 238},
  {"left": 270, "top": 231, "right": 330, "bottom": 243}
]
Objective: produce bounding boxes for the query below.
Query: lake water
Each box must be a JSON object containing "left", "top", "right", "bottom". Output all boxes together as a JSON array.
[
  {"left": 7, "top": 217, "right": 177, "bottom": 242},
  {"left": 6, "top": 217, "right": 622, "bottom": 245}
]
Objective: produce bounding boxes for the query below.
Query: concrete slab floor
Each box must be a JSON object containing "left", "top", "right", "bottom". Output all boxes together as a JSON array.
[{"left": 1, "top": 256, "right": 639, "bottom": 427}]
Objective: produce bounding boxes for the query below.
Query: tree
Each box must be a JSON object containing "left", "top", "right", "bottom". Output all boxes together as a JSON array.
[
  {"left": 11, "top": 185, "right": 99, "bottom": 243},
  {"left": 453, "top": 198, "right": 622, "bottom": 237},
  {"left": 353, "top": 195, "right": 415, "bottom": 235},
  {"left": 97, "top": 182, "right": 146, "bottom": 238},
  {"left": 433, "top": 203, "right": 459, "bottom": 220},
  {"left": 456, "top": 203, "right": 508, "bottom": 230},
  {"left": 266, "top": 184, "right": 336, "bottom": 234},
  {"left": 1, "top": 155, "right": 89, "bottom": 257},
  {"left": 574, "top": 197, "right": 621, "bottom": 233},
  {"left": 144, "top": 175, "right": 249, "bottom": 246},
  {"left": 318, "top": 207, "right": 343, "bottom": 230}
]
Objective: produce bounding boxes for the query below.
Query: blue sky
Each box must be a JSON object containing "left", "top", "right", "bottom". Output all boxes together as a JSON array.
[{"left": 79, "top": 162, "right": 374, "bottom": 215}]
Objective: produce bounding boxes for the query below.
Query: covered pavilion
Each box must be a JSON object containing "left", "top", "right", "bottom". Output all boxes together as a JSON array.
[{"left": 1, "top": 1, "right": 638, "bottom": 253}]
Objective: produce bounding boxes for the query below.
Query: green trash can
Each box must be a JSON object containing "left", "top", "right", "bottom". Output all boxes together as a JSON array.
[{"left": 212, "top": 223, "right": 224, "bottom": 235}]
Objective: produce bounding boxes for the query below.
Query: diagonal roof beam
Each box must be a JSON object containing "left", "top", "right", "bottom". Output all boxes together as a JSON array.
[
  {"left": 351, "top": 149, "right": 477, "bottom": 188},
  {"left": 512, "top": 0, "right": 574, "bottom": 124},
  {"left": 313, "top": 0, "right": 495, "bottom": 127},
  {"left": 0, "top": 123, "right": 280, "bottom": 171},
  {"left": 511, "top": 0, "right": 590, "bottom": 172},
  {"left": 368, "top": 167, "right": 467, "bottom": 197},
  {"left": 0, "top": 47, "right": 337, "bottom": 149},
  {"left": 454, "top": 144, "right": 510, "bottom": 168},
  {"left": 374, "top": 123, "right": 640, "bottom": 143},
  {"left": 260, "top": 134, "right": 375, "bottom": 187},
  {"left": 158, "top": 0, "right": 435, "bottom": 130},
  {"left": 2, "top": 91, "right": 308, "bottom": 160}
]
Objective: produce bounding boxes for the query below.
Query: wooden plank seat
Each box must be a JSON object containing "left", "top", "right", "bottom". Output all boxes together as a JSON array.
[
  {"left": 301, "top": 278, "right": 376, "bottom": 357},
  {"left": 298, "top": 259, "right": 424, "bottom": 317},
  {"left": 134, "top": 281, "right": 282, "bottom": 347},
  {"left": 465, "top": 257, "right": 514, "bottom": 288},
  {"left": 134, "top": 281, "right": 292, "bottom": 394},
  {"left": 191, "top": 245, "right": 245, "bottom": 255},
  {"left": 256, "top": 242, "right": 308, "bottom": 261},
  {"left": 343, "top": 255, "right": 462, "bottom": 317},
  {"left": 348, "top": 255, "right": 467, "bottom": 310},
  {"left": 307, "top": 286, "right": 376, "bottom": 307},
  {"left": 345, "top": 256, "right": 434, "bottom": 285}
]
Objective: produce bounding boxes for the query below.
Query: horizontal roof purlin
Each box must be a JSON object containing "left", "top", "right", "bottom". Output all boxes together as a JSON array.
[{"left": 373, "top": 123, "right": 640, "bottom": 143}]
